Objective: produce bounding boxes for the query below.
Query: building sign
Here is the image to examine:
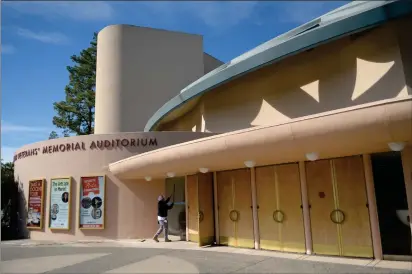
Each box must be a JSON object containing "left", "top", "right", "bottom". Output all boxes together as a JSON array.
[
  {"left": 79, "top": 176, "right": 105, "bottom": 229},
  {"left": 49, "top": 177, "right": 71, "bottom": 230},
  {"left": 27, "top": 179, "right": 45, "bottom": 229},
  {"left": 13, "top": 137, "right": 158, "bottom": 162}
]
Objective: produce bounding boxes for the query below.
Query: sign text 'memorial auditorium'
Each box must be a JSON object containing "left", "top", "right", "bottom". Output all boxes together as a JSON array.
[{"left": 14, "top": 137, "right": 158, "bottom": 162}]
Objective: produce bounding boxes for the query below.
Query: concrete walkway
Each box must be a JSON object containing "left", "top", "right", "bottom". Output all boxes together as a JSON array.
[{"left": 1, "top": 238, "right": 411, "bottom": 273}]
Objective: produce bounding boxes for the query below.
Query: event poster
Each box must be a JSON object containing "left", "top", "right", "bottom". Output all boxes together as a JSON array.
[
  {"left": 79, "top": 176, "right": 105, "bottom": 229},
  {"left": 27, "top": 179, "right": 45, "bottom": 229},
  {"left": 49, "top": 177, "right": 71, "bottom": 229}
]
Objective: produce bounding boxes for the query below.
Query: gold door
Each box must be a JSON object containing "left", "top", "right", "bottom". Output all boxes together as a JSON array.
[
  {"left": 217, "top": 169, "right": 254, "bottom": 248},
  {"left": 277, "top": 163, "right": 306, "bottom": 253},
  {"left": 256, "top": 165, "right": 281, "bottom": 250},
  {"left": 198, "top": 172, "right": 215, "bottom": 247},
  {"left": 233, "top": 168, "right": 254, "bottom": 249},
  {"left": 333, "top": 156, "right": 373, "bottom": 258},
  {"left": 306, "top": 156, "right": 373, "bottom": 258},
  {"left": 306, "top": 159, "right": 340, "bottom": 256},
  {"left": 217, "top": 170, "right": 235, "bottom": 246},
  {"left": 256, "top": 163, "right": 305, "bottom": 253},
  {"left": 187, "top": 174, "right": 199, "bottom": 242}
]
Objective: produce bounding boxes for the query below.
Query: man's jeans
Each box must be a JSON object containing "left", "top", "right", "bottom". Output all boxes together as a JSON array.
[{"left": 155, "top": 219, "right": 168, "bottom": 239}]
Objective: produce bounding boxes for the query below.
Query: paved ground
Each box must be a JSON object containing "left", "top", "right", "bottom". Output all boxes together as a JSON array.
[{"left": 1, "top": 239, "right": 411, "bottom": 273}]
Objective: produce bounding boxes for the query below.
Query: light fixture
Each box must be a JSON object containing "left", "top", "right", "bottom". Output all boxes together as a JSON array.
[
  {"left": 199, "top": 167, "right": 209, "bottom": 174},
  {"left": 306, "top": 152, "right": 319, "bottom": 161},
  {"left": 388, "top": 142, "right": 405, "bottom": 152},
  {"left": 244, "top": 160, "right": 256, "bottom": 168},
  {"left": 166, "top": 172, "right": 175, "bottom": 178},
  {"left": 144, "top": 176, "right": 152, "bottom": 182}
]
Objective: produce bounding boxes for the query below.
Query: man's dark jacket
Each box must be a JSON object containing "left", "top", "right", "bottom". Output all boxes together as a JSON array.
[{"left": 158, "top": 197, "right": 174, "bottom": 218}]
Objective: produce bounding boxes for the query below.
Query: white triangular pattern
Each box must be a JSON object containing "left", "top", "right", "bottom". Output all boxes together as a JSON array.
[
  {"left": 351, "top": 58, "right": 394, "bottom": 101},
  {"left": 251, "top": 99, "right": 289, "bottom": 126},
  {"left": 201, "top": 114, "right": 206, "bottom": 132},
  {"left": 300, "top": 80, "right": 320, "bottom": 102},
  {"left": 396, "top": 86, "right": 409, "bottom": 98}
]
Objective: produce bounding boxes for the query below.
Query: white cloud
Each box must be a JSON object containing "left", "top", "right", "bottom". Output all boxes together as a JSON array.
[
  {"left": 141, "top": 1, "right": 258, "bottom": 29},
  {"left": 4, "top": 1, "right": 114, "bottom": 21},
  {"left": 1, "top": 44, "right": 16, "bottom": 54},
  {"left": 1, "top": 121, "right": 51, "bottom": 133},
  {"left": 1, "top": 146, "right": 17, "bottom": 163},
  {"left": 16, "top": 28, "right": 69, "bottom": 44}
]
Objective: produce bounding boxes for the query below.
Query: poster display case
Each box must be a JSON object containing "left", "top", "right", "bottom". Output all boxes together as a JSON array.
[
  {"left": 79, "top": 175, "right": 106, "bottom": 229},
  {"left": 27, "top": 179, "right": 45, "bottom": 229},
  {"left": 49, "top": 177, "right": 72, "bottom": 230}
]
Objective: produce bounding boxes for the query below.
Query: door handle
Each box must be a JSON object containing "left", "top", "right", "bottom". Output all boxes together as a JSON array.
[
  {"left": 330, "top": 209, "right": 345, "bottom": 224},
  {"left": 198, "top": 211, "right": 204, "bottom": 223},
  {"left": 273, "top": 210, "right": 285, "bottom": 223},
  {"left": 229, "top": 210, "right": 240, "bottom": 222}
]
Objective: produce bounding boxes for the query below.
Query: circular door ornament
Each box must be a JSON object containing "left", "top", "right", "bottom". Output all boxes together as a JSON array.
[
  {"left": 273, "top": 210, "right": 285, "bottom": 223},
  {"left": 229, "top": 210, "right": 240, "bottom": 222},
  {"left": 198, "top": 211, "right": 204, "bottom": 223},
  {"left": 330, "top": 209, "right": 345, "bottom": 224}
]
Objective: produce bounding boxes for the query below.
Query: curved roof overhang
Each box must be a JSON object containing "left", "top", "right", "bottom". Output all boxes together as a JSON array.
[
  {"left": 144, "top": 0, "right": 412, "bottom": 132},
  {"left": 111, "top": 97, "right": 412, "bottom": 179}
]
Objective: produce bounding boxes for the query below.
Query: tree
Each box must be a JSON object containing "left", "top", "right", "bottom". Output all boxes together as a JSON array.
[
  {"left": 1, "top": 160, "right": 28, "bottom": 240},
  {"left": 48, "top": 131, "right": 59, "bottom": 139},
  {"left": 52, "top": 32, "right": 97, "bottom": 135},
  {"left": 48, "top": 130, "right": 71, "bottom": 139}
]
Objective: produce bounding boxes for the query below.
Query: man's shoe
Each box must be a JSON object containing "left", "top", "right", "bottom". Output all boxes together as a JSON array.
[
  {"left": 153, "top": 236, "right": 159, "bottom": 242},
  {"left": 165, "top": 239, "right": 171, "bottom": 242}
]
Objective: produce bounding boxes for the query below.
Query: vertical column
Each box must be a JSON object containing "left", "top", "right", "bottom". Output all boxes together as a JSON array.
[
  {"left": 185, "top": 175, "right": 189, "bottom": 242},
  {"left": 362, "top": 154, "right": 383, "bottom": 260},
  {"left": 401, "top": 146, "right": 412, "bottom": 239},
  {"left": 213, "top": 172, "right": 220, "bottom": 245},
  {"left": 298, "top": 161, "right": 313, "bottom": 255},
  {"left": 250, "top": 168, "right": 260, "bottom": 250}
]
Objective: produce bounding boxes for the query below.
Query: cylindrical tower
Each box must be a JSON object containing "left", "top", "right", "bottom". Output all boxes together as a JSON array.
[{"left": 94, "top": 25, "right": 204, "bottom": 134}]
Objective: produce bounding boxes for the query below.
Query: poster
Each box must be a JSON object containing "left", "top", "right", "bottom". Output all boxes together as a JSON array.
[
  {"left": 27, "top": 179, "right": 45, "bottom": 229},
  {"left": 49, "top": 177, "right": 71, "bottom": 229},
  {"left": 79, "top": 176, "right": 105, "bottom": 229}
]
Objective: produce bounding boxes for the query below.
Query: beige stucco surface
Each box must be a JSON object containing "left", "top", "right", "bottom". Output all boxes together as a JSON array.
[
  {"left": 159, "top": 20, "right": 411, "bottom": 133},
  {"left": 11, "top": 15, "right": 412, "bottom": 244},
  {"left": 14, "top": 132, "right": 213, "bottom": 240},
  {"left": 110, "top": 98, "right": 412, "bottom": 179},
  {"left": 94, "top": 25, "right": 205, "bottom": 134}
]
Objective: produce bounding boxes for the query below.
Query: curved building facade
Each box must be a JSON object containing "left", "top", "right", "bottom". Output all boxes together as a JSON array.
[{"left": 13, "top": 0, "right": 412, "bottom": 261}]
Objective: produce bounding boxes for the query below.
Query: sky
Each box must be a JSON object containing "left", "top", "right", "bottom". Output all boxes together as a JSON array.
[{"left": 1, "top": 0, "right": 349, "bottom": 163}]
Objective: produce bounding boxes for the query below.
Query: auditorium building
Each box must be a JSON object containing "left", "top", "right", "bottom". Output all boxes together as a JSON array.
[{"left": 13, "top": 0, "right": 412, "bottom": 261}]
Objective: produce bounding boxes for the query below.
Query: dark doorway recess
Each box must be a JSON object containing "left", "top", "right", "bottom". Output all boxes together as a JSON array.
[{"left": 371, "top": 151, "right": 411, "bottom": 256}]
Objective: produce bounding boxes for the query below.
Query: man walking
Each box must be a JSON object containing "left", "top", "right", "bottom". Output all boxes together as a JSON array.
[{"left": 153, "top": 195, "right": 174, "bottom": 242}]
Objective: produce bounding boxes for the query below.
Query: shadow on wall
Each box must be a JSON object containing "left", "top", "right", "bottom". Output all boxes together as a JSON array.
[
  {"left": 1, "top": 177, "right": 30, "bottom": 241},
  {"left": 80, "top": 175, "right": 119, "bottom": 239},
  {"left": 198, "top": 27, "right": 410, "bottom": 133}
]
